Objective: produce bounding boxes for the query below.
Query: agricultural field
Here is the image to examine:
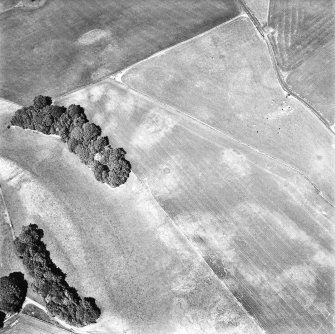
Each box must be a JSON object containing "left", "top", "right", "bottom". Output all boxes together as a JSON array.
[
  {"left": 267, "top": 0, "right": 334, "bottom": 72},
  {"left": 243, "top": 0, "right": 268, "bottom": 24},
  {"left": 0, "top": 102, "right": 23, "bottom": 279},
  {"left": 286, "top": 40, "right": 335, "bottom": 127},
  {"left": 121, "top": 17, "right": 335, "bottom": 203},
  {"left": 0, "top": 100, "right": 261, "bottom": 333},
  {"left": 1, "top": 314, "right": 70, "bottom": 334},
  {"left": 57, "top": 79, "right": 335, "bottom": 334},
  {"left": 0, "top": 0, "right": 240, "bottom": 105},
  {"left": 266, "top": 0, "right": 335, "bottom": 128},
  {"left": 1, "top": 1, "right": 334, "bottom": 333},
  {"left": 0, "top": 175, "right": 21, "bottom": 279}
]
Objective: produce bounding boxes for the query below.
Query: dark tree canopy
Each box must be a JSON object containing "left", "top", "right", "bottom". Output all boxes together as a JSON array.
[
  {"left": 33, "top": 95, "right": 52, "bottom": 110},
  {"left": 0, "top": 272, "right": 27, "bottom": 314},
  {"left": 10, "top": 96, "right": 131, "bottom": 188},
  {"left": 14, "top": 224, "right": 101, "bottom": 327}
]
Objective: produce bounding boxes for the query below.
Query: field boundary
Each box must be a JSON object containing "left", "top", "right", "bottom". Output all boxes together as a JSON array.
[
  {"left": 54, "top": 14, "right": 247, "bottom": 102},
  {"left": 111, "top": 14, "right": 247, "bottom": 82}
]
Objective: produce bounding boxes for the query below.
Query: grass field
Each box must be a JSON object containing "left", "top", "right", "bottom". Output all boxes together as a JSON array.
[
  {"left": 0, "top": 0, "right": 239, "bottom": 105},
  {"left": 244, "top": 0, "right": 268, "bottom": 24},
  {"left": 0, "top": 100, "right": 262, "bottom": 334},
  {"left": 121, "top": 17, "right": 335, "bottom": 203},
  {"left": 287, "top": 40, "right": 335, "bottom": 126},
  {"left": 57, "top": 79, "right": 335, "bottom": 334},
  {"left": 268, "top": 0, "right": 334, "bottom": 72}
]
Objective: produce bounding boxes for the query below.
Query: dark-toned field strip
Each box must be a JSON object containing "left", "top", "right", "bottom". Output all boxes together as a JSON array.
[{"left": 0, "top": 0, "right": 240, "bottom": 105}]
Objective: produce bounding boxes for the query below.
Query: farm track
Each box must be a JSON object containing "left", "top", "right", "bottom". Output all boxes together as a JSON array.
[
  {"left": 238, "top": 0, "right": 334, "bottom": 133},
  {"left": 115, "top": 81, "right": 335, "bottom": 208},
  {"left": 49, "top": 14, "right": 334, "bottom": 206}
]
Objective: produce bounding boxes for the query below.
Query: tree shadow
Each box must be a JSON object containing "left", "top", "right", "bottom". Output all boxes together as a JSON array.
[{"left": 0, "top": 311, "right": 5, "bottom": 328}]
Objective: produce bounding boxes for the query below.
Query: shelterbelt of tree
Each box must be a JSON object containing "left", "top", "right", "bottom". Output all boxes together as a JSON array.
[
  {"left": 14, "top": 224, "right": 101, "bottom": 327},
  {"left": 10, "top": 95, "right": 131, "bottom": 188}
]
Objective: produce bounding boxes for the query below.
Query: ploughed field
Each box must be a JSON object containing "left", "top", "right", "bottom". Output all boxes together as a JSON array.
[
  {"left": 57, "top": 79, "right": 335, "bottom": 334},
  {"left": 121, "top": 17, "right": 335, "bottom": 203},
  {"left": 0, "top": 0, "right": 239, "bottom": 105},
  {"left": 268, "top": 0, "right": 334, "bottom": 72},
  {"left": 0, "top": 100, "right": 262, "bottom": 334},
  {"left": 267, "top": 0, "right": 335, "bottom": 126},
  {"left": 286, "top": 40, "right": 335, "bottom": 126}
]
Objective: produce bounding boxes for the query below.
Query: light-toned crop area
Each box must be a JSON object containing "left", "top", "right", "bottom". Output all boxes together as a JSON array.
[
  {"left": 57, "top": 79, "right": 335, "bottom": 334},
  {"left": 0, "top": 100, "right": 262, "bottom": 333},
  {"left": 120, "top": 17, "right": 335, "bottom": 203}
]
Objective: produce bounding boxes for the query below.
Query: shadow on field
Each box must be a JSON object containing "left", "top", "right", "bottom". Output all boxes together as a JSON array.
[{"left": 0, "top": 311, "right": 5, "bottom": 328}]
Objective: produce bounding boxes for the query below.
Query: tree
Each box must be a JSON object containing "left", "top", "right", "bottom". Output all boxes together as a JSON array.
[
  {"left": 33, "top": 95, "right": 52, "bottom": 110},
  {"left": 82, "top": 122, "right": 101, "bottom": 144},
  {"left": 15, "top": 223, "right": 44, "bottom": 245},
  {"left": 45, "top": 105, "right": 66, "bottom": 120},
  {"left": 67, "top": 104, "right": 85, "bottom": 119},
  {"left": 93, "top": 136, "right": 109, "bottom": 152},
  {"left": 98, "top": 147, "right": 131, "bottom": 187},
  {"left": 10, "top": 95, "right": 131, "bottom": 188},
  {"left": 14, "top": 224, "right": 101, "bottom": 327},
  {"left": 0, "top": 272, "right": 27, "bottom": 314},
  {"left": 92, "top": 161, "right": 109, "bottom": 182},
  {"left": 67, "top": 137, "right": 79, "bottom": 153}
]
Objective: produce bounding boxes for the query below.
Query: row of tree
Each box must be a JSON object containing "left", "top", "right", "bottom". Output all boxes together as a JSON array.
[
  {"left": 14, "top": 224, "right": 101, "bottom": 327},
  {"left": 11, "top": 95, "right": 131, "bottom": 187}
]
